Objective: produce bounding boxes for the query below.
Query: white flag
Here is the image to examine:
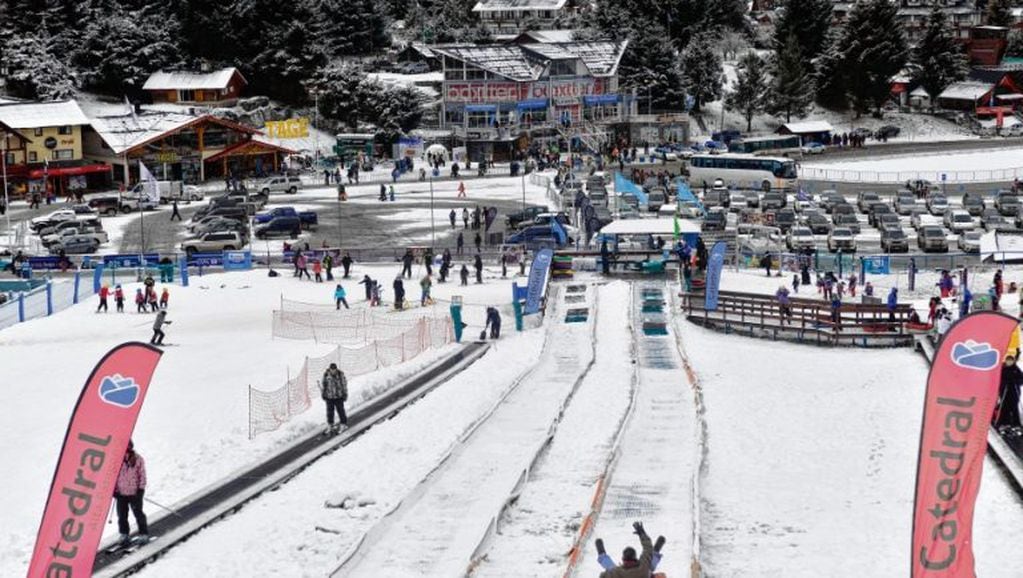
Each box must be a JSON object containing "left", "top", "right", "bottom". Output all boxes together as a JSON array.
[{"left": 138, "top": 161, "right": 160, "bottom": 203}]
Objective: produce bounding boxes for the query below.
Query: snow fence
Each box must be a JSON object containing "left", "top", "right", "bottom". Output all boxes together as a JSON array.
[{"left": 250, "top": 315, "right": 453, "bottom": 438}]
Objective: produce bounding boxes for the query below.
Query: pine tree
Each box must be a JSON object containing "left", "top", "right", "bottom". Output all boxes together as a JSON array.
[
  {"left": 0, "top": 29, "right": 76, "bottom": 100},
  {"left": 841, "top": 0, "right": 908, "bottom": 117},
  {"left": 912, "top": 7, "right": 968, "bottom": 106},
  {"left": 1008, "top": 29, "right": 1023, "bottom": 58},
  {"left": 315, "top": 0, "right": 390, "bottom": 57},
  {"left": 725, "top": 52, "right": 768, "bottom": 131},
  {"left": 768, "top": 32, "right": 814, "bottom": 122},
  {"left": 814, "top": 29, "right": 848, "bottom": 110},
  {"left": 986, "top": 0, "right": 1014, "bottom": 28},
  {"left": 681, "top": 33, "right": 724, "bottom": 113},
  {"left": 371, "top": 85, "right": 425, "bottom": 136},
  {"left": 773, "top": 0, "right": 833, "bottom": 66},
  {"left": 72, "top": 11, "right": 182, "bottom": 96},
  {"left": 617, "top": 25, "right": 686, "bottom": 112}
]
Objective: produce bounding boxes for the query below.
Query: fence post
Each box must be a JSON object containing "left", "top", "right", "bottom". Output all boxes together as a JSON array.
[
  {"left": 46, "top": 281, "right": 53, "bottom": 316},
  {"left": 73, "top": 271, "right": 81, "bottom": 305},
  {"left": 18, "top": 292, "right": 25, "bottom": 322},
  {"left": 180, "top": 256, "right": 189, "bottom": 287}
]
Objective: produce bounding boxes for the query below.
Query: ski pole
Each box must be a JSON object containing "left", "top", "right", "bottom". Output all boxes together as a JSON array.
[{"left": 144, "top": 497, "right": 184, "bottom": 519}]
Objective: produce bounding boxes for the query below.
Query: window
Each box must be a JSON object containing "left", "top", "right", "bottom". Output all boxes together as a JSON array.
[
  {"left": 53, "top": 149, "right": 74, "bottom": 160},
  {"left": 179, "top": 89, "right": 195, "bottom": 102},
  {"left": 549, "top": 60, "right": 575, "bottom": 77},
  {"left": 34, "top": 128, "right": 43, "bottom": 137},
  {"left": 465, "top": 68, "right": 486, "bottom": 80},
  {"left": 58, "top": 125, "right": 72, "bottom": 135},
  {"left": 29, "top": 151, "right": 38, "bottom": 162}
]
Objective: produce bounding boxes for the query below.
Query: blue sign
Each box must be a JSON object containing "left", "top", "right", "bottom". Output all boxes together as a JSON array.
[
  {"left": 525, "top": 248, "right": 554, "bottom": 315},
  {"left": 704, "top": 241, "right": 727, "bottom": 311},
  {"left": 188, "top": 253, "right": 224, "bottom": 267},
  {"left": 103, "top": 254, "right": 160, "bottom": 268},
  {"left": 863, "top": 256, "right": 890, "bottom": 275},
  {"left": 583, "top": 94, "right": 619, "bottom": 106},
  {"left": 27, "top": 257, "right": 61, "bottom": 270},
  {"left": 516, "top": 98, "right": 548, "bottom": 110},
  {"left": 223, "top": 250, "right": 253, "bottom": 271}
]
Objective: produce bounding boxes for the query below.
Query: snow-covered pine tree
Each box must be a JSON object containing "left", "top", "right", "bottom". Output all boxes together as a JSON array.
[
  {"left": 0, "top": 25, "right": 76, "bottom": 100},
  {"left": 841, "top": 0, "right": 908, "bottom": 117},
  {"left": 1007, "top": 29, "right": 1023, "bottom": 58},
  {"left": 725, "top": 51, "right": 768, "bottom": 131},
  {"left": 768, "top": 32, "right": 814, "bottom": 122},
  {"left": 986, "top": 0, "right": 1014, "bottom": 28},
  {"left": 617, "top": 24, "right": 686, "bottom": 112},
  {"left": 314, "top": 0, "right": 389, "bottom": 57},
  {"left": 681, "top": 33, "right": 724, "bottom": 113},
  {"left": 72, "top": 9, "right": 182, "bottom": 96},
  {"left": 772, "top": 0, "right": 833, "bottom": 67},
  {"left": 814, "top": 29, "right": 849, "bottom": 110},
  {"left": 912, "top": 6, "right": 968, "bottom": 108}
]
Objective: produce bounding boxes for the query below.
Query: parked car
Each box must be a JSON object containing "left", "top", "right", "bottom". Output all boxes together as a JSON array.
[
  {"left": 87, "top": 195, "right": 123, "bottom": 216},
  {"left": 48, "top": 235, "right": 99, "bottom": 255},
  {"left": 894, "top": 193, "right": 918, "bottom": 215},
  {"left": 911, "top": 210, "right": 941, "bottom": 231},
  {"left": 702, "top": 188, "right": 730, "bottom": 209},
  {"left": 786, "top": 226, "right": 816, "bottom": 251},
  {"left": 880, "top": 227, "right": 909, "bottom": 253},
  {"left": 962, "top": 193, "right": 985, "bottom": 216},
  {"left": 943, "top": 209, "right": 976, "bottom": 232},
  {"left": 773, "top": 209, "right": 797, "bottom": 232},
  {"left": 506, "top": 205, "right": 550, "bottom": 229},
  {"left": 801, "top": 142, "right": 826, "bottom": 155},
  {"left": 620, "top": 193, "right": 640, "bottom": 210},
  {"left": 257, "top": 175, "right": 303, "bottom": 195},
  {"left": 676, "top": 200, "right": 703, "bottom": 219},
  {"left": 254, "top": 207, "right": 318, "bottom": 229},
  {"left": 181, "top": 231, "right": 247, "bottom": 256},
  {"left": 995, "top": 192, "right": 1020, "bottom": 216},
  {"left": 868, "top": 203, "right": 894, "bottom": 227},
  {"left": 982, "top": 208, "right": 1013, "bottom": 231},
  {"left": 728, "top": 190, "right": 748, "bottom": 211},
  {"left": 505, "top": 225, "right": 563, "bottom": 249},
  {"left": 857, "top": 191, "right": 882, "bottom": 213},
  {"left": 124, "top": 180, "right": 182, "bottom": 204},
  {"left": 917, "top": 226, "right": 949, "bottom": 252},
  {"left": 119, "top": 193, "right": 159, "bottom": 213},
  {"left": 827, "top": 228, "right": 856, "bottom": 252},
  {"left": 762, "top": 191, "right": 786, "bottom": 210},
  {"left": 646, "top": 188, "right": 666, "bottom": 212},
  {"left": 588, "top": 190, "right": 609, "bottom": 208},
  {"left": 957, "top": 230, "right": 982, "bottom": 253},
  {"left": 743, "top": 191, "right": 760, "bottom": 209},
  {"left": 832, "top": 203, "right": 856, "bottom": 218},
  {"left": 926, "top": 194, "right": 949, "bottom": 216},
  {"left": 819, "top": 190, "right": 847, "bottom": 213},
  {"left": 833, "top": 212, "right": 861, "bottom": 234},
  {"left": 204, "top": 206, "right": 247, "bottom": 222},
  {"left": 42, "top": 226, "right": 109, "bottom": 247},
  {"left": 702, "top": 208, "right": 727, "bottom": 231},
  {"left": 31, "top": 209, "right": 77, "bottom": 231},
  {"left": 255, "top": 216, "right": 302, "bottom": 239},
  {"left": 804, "top": 212, "right": 831, "bottom": 234},
  {"left": 877, "top": 213, "right": 901, "bottom": 230},
  {"left": 875, "top": 125, "right": 901, "bottom": 139}
]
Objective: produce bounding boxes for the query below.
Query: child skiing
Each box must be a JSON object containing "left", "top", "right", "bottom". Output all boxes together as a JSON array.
[
  {"left": 135, "top": 288, "right": 146, "bottom": 313},
  {"left": 150, "top": 310, "right": 171, "bottom": 345},
  {"left": 114, "top": 285, "right": 125, "bottom": 313},
  {"left": 313, "top": 259, "right": 323, "bottom": 283},
  {"left": 97, "top": 285, "right": 109, "bottom": 313},
  {"left": 159, "top": 288, "right": 169, "bottom": 310},
  {"left": 334, "top": 284, "right": 349, "bottom": 310}
]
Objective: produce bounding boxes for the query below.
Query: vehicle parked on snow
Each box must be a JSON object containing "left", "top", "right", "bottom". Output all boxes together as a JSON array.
[
  {"left": 826, "top": 228, "right": 856, "bottom": 252},
  {"left": 255, "top": 216, "right": 302, "bottom": 239},
  {"left": 943, "top": 209, "right": 976, "bottom": 233},
  {"left": 957, "top": 231, "right": 982, "bottom": 253},
  {"left": 917, "top": 226, "right": 949, "bottom": 252},
  {"left": 257, "top": 176, "right": 303, "bottom": 195},
  {"left": 254, "top": 207, "right": 318, "bottom": 229},
  {"left": 181, "top": 231, "right": 247, "bottom": 257},
  {"left": 786, "top": 226, "right": 816, "bottom": 251},
  {"left": 880, "top": 227, "right": 909, "bottom": 253}
]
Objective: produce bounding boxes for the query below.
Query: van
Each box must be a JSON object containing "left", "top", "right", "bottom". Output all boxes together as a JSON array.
[{"left": 127, "top": 180, "right": 185, "bottom": 203}]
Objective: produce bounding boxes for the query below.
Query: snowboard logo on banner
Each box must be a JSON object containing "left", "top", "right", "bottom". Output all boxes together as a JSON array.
[
  {"left": 950, "top": 340, "right": 1000, "bottom": 371},
  {"left": 98, "top": 374, "right": 141, "bottom": 408}
]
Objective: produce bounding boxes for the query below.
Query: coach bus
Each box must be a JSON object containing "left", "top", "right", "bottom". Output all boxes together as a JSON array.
[
  {"left": 687, "top": 154, "right": 798, "bottom": 192},
  {"left": 727, "top": 135, "right": 801, "bottom": 155}
]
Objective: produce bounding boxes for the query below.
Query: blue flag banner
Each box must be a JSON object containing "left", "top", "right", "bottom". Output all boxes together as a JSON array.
[
  {"left": 705, "top": 241, "right": 727, "bottom": 311},
  {"left": 863, "top": 256, "right": 890, "bottom": 275},
  {"left": 525, "top": 248, "right": 554, "bottom": 315},
  {"left": 223, "top": 251, "right": 253, "bottom": 271},
  {"left": 675, "top": 180, "right": 705, "bottom": 215},
  {"left": 614, "top": 173, "right": 648, "bottom": 204}
]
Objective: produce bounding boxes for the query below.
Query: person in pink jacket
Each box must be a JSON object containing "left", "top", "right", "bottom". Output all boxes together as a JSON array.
[{"left": 114, "top": 441, "right": 148, "bottom": 544}]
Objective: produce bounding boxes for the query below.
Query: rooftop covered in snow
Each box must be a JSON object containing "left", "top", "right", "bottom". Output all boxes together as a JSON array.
[
  {"left": 511, "top": 29, "right": 579, "bottom": 44},
  {"left": 938, "top": 81, "right": 994, "bottom": 102},
  {"left": 142, "top": 67, "right": 247, "bottom": 91},
  {"left": 777, "top": 120, "right": 834, "bottom": 135},
  {"left": 89, "top": 109, "right": 258, "bottom": 155},
  {"left": 472, "top": 0, "right": 567, "bottom": 11},
  {"left": 0, "top": 100, "right": 90, "bottom": 129},
  {"left": 434, "top": 41, "right": 627, "bottom": 82}
]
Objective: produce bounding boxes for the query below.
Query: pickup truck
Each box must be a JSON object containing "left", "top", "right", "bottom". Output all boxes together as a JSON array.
[
  {"left": 42, "top": 226, "right": 109, "bottom": 247},
  {"left": 254, "top": 207, "right": 318, "bottom": 229},
  {"left": 506, "top": 205, "right": 549, "bottom": 229},
  {"left": 255, "top": 216, "right": 302, "bottom": 239}
]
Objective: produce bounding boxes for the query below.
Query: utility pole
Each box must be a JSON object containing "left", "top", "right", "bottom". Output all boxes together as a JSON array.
[
  {"left": 1, "top": 130, "right": 9, "bottom": 250},
  {"left": 429, "top": 175, "right": 435, "bottom": 249}
]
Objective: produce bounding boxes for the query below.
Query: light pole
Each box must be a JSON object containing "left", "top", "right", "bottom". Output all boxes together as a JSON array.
[
  {"left": 337, "top": 193, "right": 343, "bottom": 249},
  {"left": 312, "top": 90, "right": 320, "bottom": 163},
  {"left": 1, "top": 130, "right": 9, "bottom": 250},
  {"left": 429, "top": 174, "right": 435, "bottom": 249}
]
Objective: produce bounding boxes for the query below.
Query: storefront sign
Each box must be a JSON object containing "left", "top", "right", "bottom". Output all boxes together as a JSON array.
[
  {"left": 44, "top": 136, "right": 57, "bottom": 149},
  {"left": 530, "top": 79, "right": 603, "bottom": 100},
  {"left": 446, "top": 83, "right": 523, "bottom": 103},
  {"left": 264, "top": 118, "right": 310, "bottom": 139},
  {"left": 155, "top": 150, "right": 179, "bottom": 163}
]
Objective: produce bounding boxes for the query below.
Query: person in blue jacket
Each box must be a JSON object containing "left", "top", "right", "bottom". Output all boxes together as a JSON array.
[
  {"left": 887, "top": 287, "right": 898, "bottom": 322},
  {"left": 334, "top": 284, "right": 349, "bottom": 310}
]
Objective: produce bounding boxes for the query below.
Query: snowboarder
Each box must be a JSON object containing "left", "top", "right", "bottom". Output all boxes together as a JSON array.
[
  {"left": 159, "top": 288, "right": 169, "bottom": 310},
  {"left": 150, "top": 310, "right": 171, "bottom": 345},
  {"left": 335, "top": 284, "right": 349, "bottom": 310},
  {"left": 97, "top": 284, "right": 109, "bottom": 313},
  {"left": 401, "top": 249, "right": 414, "bottom": 279},
  {"left": 393, "top": 276, "right": 406, "bottom": 310},
  {"left": 170, "top": 199, "right": 181, "bottom": 221},
  {"left": 115, "top": 285, "right": 125, "bottom": 313},
  {"left": 449, "top": 209, "right": 456, "bottom": 228},
  {"left": 460, "top": 264, "right": 470, "bottom": 286},
  {"left": 341, "top": 252, "right": 353, "bottom": 278},
  {"left": 420, "top": 274, "right": 432, "bottom": 306},
  {"left": 474, "top": 254, "right": 484, "bottom": 284},
  {"left": 456, "top": 232, "right": 465, "bottom": 255},
  {"left": 359, "top": 275, "right": 374, "bottom": 301},
  {"left": 320, "top": 363, "right": 348, "bottom": 435},
  {"left": 594, "top": 522, "right": 663, "bottom": 578},
  {"left": 485, "top": 306, "right": 501, "bottom": 339},
  {"left": 114, "top": 441, "right": 148, "bottom": 546}
]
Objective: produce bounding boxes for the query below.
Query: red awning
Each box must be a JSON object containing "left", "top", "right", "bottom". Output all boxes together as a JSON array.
[{"left": 28, "top": 164, "right": 113, "bottom": 179}]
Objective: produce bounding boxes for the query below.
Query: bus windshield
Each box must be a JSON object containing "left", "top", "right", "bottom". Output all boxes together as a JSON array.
[{"left": 773, "top": 161, "right": 797, "bottom": 179}]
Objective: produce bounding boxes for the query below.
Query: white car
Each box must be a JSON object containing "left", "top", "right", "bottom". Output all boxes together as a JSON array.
[
  {"left": 42, "top": 226, "right": 109, "bottom": 247},
  {"left": 258, "top": 176, "right": 303, "bottom": 195},
  {"left": 942, "top": 209, "right": 976, "bottom": 233}
]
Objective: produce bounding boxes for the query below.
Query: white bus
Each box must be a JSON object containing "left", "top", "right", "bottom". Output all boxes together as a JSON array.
[{"left": 688, "top": 154, "right": 798, "bottom": 192}]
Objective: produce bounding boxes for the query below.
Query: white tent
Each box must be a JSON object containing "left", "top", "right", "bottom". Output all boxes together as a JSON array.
[
  {"left": 426, "top": 143, "right": 448, "bottom": 161},
  {"left": 600, "top": 218, "right": 700, "bottom": 236}
]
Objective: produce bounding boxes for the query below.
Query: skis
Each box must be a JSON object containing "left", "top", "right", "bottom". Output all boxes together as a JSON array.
[{"left": 103, "top": 534, "right": 157, "bottom": 556}]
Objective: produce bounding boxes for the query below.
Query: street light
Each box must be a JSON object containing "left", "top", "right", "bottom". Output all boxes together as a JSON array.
[
  {"left": 429, "top": 174, "right": 435, "bottom": 249},
  {"left": 1, "top": 130, "right": 9, "bottom": 250}
]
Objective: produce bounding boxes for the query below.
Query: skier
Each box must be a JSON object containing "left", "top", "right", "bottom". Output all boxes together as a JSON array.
[
  {"left": 439, "top": 253, "right": 451, "bottom": 283},
  {"left": 114, "top": 441, "right": 148, "bottom": 546},
  {"left": 323, "top": 253, "right": 334, "bottom": 281},
  {"left": 296, "top": 253, "right": 310, "bottom": 280},
  {"left": 114, "top": 285, "right": 125, "bottom": 313},
  {"left": 449, "top": 209, "right": 456, "bottom": 228},
  {"left": 334, "top": 284, "right": 349, "bottom": 310},
  {"left": 600, "top": 239, "right": 611, "bottom": 275},
  {"left": 389, "top": 185, "right": 396, "bottom": 202},
  {"left": 474, "top": 232, "right": 482, "bottom": 252},
  {"left": 456, "top": 232, "right": 465, "bottom": 255},
  {"left": 462, "top": 207, "right": 470, "bottom": 228},
  {"left": 150, "top": 310, "right": 171, "bottom": 345},
  {"left": 460, "top": 264, "right": 470, "bottom": 286},
  {"left": 320, "top": 363, "right": 348, "bottom": 435},
  {"left": 996, "top": 353, "right": 1023, "bottom": 429},
  {"left": 474, "top": 253, "right": 484, "bottom": 284},
  {"left": 170, "top": 199, "right": 181, "bottom": 221},
  {"left": 457, "top": 181, "right": 466, "bottom": 198},
  {"left": 159, "top": 287, "right": 169, "bottom": 310},
  {"left": 594, "top": 522, "right": 663, "bottom": 578},
  {"left": 864, "top": 281, "right": 874, "bottom": 297},
  {"left": 135, "top": 288, "right": 146, "bottom": 313},
  {"left": 848, "top": 274, "right": 857, "bottom": 298},
  {"left": 830, "top": 295, "right": 842, "bottom": 332},
  {"left": 97, "top": 284, "right": 109, "bottom": 313},
  {"left": 761, "top": 253, "right": 772, "bottom": 277},
  {"left": 792, "top": 274, "right": 800, "bottom": 294},
  {"left": 359, "top": 274, "right": 374, "bottom": 301},
  {"left": 393, "top": 276, "right": 406, "bottom": 310},
  {"left": 341, "top": 252, "right": 353, "bottom": 278},
  {"left": 147, "top": 287, "right": 159, "bottom": 312},
  {"left": 401, "top": 249, "right": 415, "bottom": 279},
  {"left": 420, "top": 274, "right": 432, "bottom": 306},
  {"left": 379, "top": 183, "right": 387, "bottom": 202},
  {"left": 312, "top": 259, "right": 323, "bottom": 283},
  {"left": 485, "top": 306, "right": 501, "bottom": 339},
  {"left": 423, "top": 247, "right": 434, "bottom": 276}
]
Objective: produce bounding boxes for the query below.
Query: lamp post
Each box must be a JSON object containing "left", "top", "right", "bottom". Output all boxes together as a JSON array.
[
  {"left": 1, "top": 129, "right": 9, "bottom": 250},
  {"left": 429, "top": 174, "right": 435, "bottom": 249}
]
